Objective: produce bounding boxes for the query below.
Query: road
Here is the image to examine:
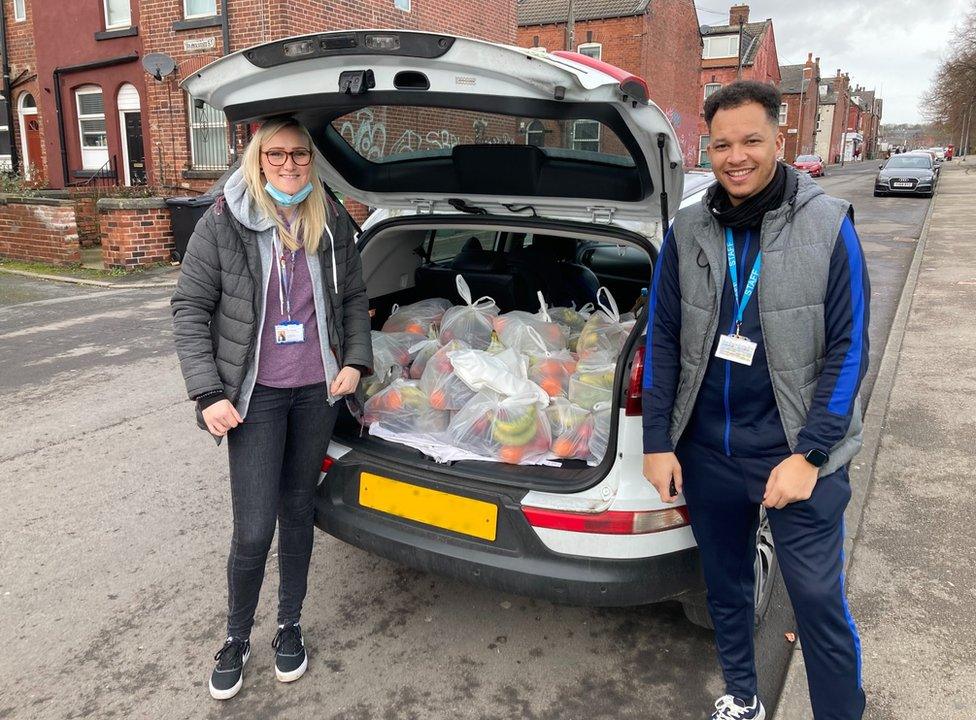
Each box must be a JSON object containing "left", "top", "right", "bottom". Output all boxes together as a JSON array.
[{"left": 0, "top": 161, "right": 927, "bottom": 720}]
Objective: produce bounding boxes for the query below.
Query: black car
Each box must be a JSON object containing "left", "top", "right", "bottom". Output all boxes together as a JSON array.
[{"left": 875, "top": 154, "right": 937, "bottom": 197}]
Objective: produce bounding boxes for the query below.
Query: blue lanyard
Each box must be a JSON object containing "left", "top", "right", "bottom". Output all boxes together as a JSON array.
[
  {"left": 274, "top": 234, "right": 298, "bottom": 320},
  {"left": 725, "top": 227, "right": 762, "bottom": 336}
]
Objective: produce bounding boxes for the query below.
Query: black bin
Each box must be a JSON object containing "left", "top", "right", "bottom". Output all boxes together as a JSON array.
[{"left": 166, "top": 196, "right": 215, "bottom": 262}]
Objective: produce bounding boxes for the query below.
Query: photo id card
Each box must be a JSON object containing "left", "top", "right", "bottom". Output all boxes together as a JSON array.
[
  {"left": 715, "top": 334, "right": 757, "bottom": 366},
  {"left": 275, "top": 320, "right": 305, "bottom": 345}
]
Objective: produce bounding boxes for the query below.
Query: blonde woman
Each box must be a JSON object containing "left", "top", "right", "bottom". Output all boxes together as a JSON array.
[{"left": 171, "top": 117, "right": 372, "bottom": 700}]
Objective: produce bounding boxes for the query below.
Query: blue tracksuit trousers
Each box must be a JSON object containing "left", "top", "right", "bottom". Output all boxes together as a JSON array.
[{"left": 676, "top": 438, "right": 866, "bottom": 720}]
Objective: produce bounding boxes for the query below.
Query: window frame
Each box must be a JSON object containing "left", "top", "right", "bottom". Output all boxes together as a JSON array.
[
  {"left": 699, "top": 135, "right": 710, "bottom": 167},
  {"left": 13, "top": 0, "right": 25, "bottom": 22},
  {"left": 75, "top": 86, "right": 109, "bottom": 171},
  {"left": 576, "top": 42, "right": 602, "bottom": 60},
  {"left": 571, "top": 118, "right": 601, "bottom": 153},
  {"left": 187, "top": 95, "right": 230, "bottom": 171},
  {"left": 703, "top": 83, "right": 721, "bottom": 100},
  {"left": 103, "top": 0, "right": 131, "bottom": 29},
  {"left": 703, "top": 35, "right": 739, "bottom": 60},
  {"left": 0, "top": 95, "right": 10, "bottom": 171},
  {"left": 779, "top": 102, "right": 788, "bottom": 125},
  {"left": 394, "top": 0, "right": 411, "bottom": 11},
  {"left": 524, "top": 119, "right": 546, "bottom": 147},
  {"left": 183, "top": 0, "right": 217, "bottom": 19}
]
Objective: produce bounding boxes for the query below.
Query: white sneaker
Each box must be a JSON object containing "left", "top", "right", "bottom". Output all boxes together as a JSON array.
[{"left": 710, "top": 694, "right": 766, "bottom": 720}]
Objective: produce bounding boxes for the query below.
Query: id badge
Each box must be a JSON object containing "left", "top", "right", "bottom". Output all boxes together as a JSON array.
[
  {"left": 275, "top": 320, "right": 305, "bottom": 345},
  {"left": 715, "top": 334, "right": 757, "bottom": 366}
]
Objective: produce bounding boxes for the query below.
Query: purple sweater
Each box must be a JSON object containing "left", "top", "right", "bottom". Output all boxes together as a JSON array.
[{"left": 256, "top": 247, "right": 327, "bottom": 388}]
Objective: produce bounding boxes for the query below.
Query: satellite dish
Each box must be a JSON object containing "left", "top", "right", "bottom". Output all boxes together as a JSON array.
[{"left": 143, "top": 53, "right": 177, "bottom": 81}]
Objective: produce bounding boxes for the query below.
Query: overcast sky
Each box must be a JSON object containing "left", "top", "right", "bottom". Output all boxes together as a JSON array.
[{"left": 695, "top": 0, "right": 972, "bottom": 124}]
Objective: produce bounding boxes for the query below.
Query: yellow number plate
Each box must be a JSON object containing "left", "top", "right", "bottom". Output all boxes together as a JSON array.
[{"left": 358, "top": 472, "right": 498, "bottom": 542}]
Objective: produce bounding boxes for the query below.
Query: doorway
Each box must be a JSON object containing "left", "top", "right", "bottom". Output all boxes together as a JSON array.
[
  {"left": 18, "top": 93, "right": 41, "bottom": 179},
  {"left": 117, "top": 84, "right": 146, "bottom": 186}
]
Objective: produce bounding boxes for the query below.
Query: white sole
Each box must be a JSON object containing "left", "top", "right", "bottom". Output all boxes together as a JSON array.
[
  {"left": 209, "top": 648, "right": 249, "bottom": 700},
  {"left": 275, "top": 653, "right": 308, "bottom": 683}
]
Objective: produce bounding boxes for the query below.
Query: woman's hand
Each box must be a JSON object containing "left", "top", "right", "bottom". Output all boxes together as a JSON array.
[
  {"left": 330, "top": 366, "right": 362, "bottom": 397},
  {"left": 202, "top": 399, "right": 243, "bottom": 437}
]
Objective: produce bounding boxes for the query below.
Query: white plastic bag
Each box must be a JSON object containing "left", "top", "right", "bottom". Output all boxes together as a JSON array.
[
  {"left": 363, "top": 379, "right": 450, "bottom": 435},
  {"left": 382, "top": 298, "right": 453, "bottom": 335},
  {"left": 438, "top": 275, "right": 499, "bottom": 350},
  {"left": 576, "top": 287, "right": 636, "bottom": 363},
  {"left": 408, "top": 338, "right": 442, "bottom": 380},
  {"left": 419, "top": 340, "right": 477, "bottom": 411},
  {"left": 587, "top": 401, "right": 612, "bottom": 464},
  {"left": 371, "top": 330, "right": 427, "bottom": 381},
  {"left": 545, "top": 398, "right": 594, "bottom": 461},
  {"left": 568, "top": 357, "right": 615, "bottom": 410},
  {"left": 493, "top": 310, "right": 569, "bottom": 354},
  {"left": 448, "top": 347, "right": 548, "bottom": 403},
  {"left": 449, "top": 391, "right": 551, "bottom": 464}
]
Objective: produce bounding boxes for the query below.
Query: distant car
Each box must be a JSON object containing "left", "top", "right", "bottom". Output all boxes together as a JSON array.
[
  {"left": 929, "top": 147, "right": 947, "bottom": 161},
  {"left": 792, "top": 154, "right": 825, "bottom": 177},
  {"left": 875, "top": 153, "right": 937, "bottom": 197}
]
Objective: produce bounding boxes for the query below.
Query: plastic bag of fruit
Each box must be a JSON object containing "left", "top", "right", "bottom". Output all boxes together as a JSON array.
[
  {"left": 363, "top": 379, "right": 450, "bottom": 435},
  {"left": 448, "top": 347, "right": 548, "bottom": 403},
  {"left": 522, "top": 327, "right": 578, "bottom": 399},
  {"left": 449, "top": 391, "right": 551, "bottom": 464},
  {"left": 568, "top": 357, "right": 616, "bottom": 410},
  {"left": 382, "top": 298, "right": 453, "bottom": 335},
  {"left": 492, "top": 311, "right": 569, "bottom": 354},
  {"left": 587, "top": 401, "right": 612, "bottom": 465},
  {"left": 419, "top": 340, "right": 477, "bottom": 411},
  {"left": 576, "top": 287, "right": 636, "bottom": 364},
  {"left": 408, "top": 338, "right": 442, "bottom": 380},
  {"left": 371, "top": 330, "right": 427, "bottom": 381},
  {"left": 545, "top": 398, "right": 594, "bottom": 461},
  {"left": 438, "top": 275, "right": 499, "bottom": 350}
]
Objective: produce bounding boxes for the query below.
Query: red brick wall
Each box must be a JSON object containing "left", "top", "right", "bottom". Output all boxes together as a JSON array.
[
  {"left": 98, "top": 199, "right": 175, "bottom": 269},
  {"left": 518, "top": 0, "right": 703, "bottom": 168},
  {"left": 3, "top": 0, "right": 47, "bottom": 181},
  {"left": 0, "top": 198, "right": 81, "bottom": 265},
  {"left": 781, "top": 81, "right": 819, "bottom": 163}
]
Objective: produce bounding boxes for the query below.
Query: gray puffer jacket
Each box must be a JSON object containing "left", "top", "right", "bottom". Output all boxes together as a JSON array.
[{"left": 170, "top": 176, "right": 373, "bottom": 432}]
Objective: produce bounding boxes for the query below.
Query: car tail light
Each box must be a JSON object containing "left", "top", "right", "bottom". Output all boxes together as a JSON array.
[
  {"left": 320, "top": 455, "right": 335, "bottom": 474},
  {"left": 625, "top": 343, "right": 645, "bottom": 416},
  {"left": 521, "top": 505, "right": 689, "bottom": 535}
]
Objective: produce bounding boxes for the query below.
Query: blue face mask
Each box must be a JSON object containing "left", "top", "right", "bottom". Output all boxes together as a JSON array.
[{"left": 265, "top": 181, "right": 313, "bottom": 206}]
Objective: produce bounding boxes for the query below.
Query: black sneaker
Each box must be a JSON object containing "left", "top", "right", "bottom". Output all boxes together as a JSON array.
[
  {"left": 209, "top": 637, "right": 250, "bottom": 700},
  {"left": 272, "top": 623, "right": 307, "bottom": 683}
]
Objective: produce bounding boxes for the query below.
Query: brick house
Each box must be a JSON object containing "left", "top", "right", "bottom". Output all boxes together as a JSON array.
[
  {"left": 778, "top": 53, "right": 820, "bottom": 164},
  {"left": 516, "top": 0, "right": 704, "bottom": 169},
  {"left": 814, "top": 70, "right": 851, "bottom": 165},
  {"left": 858, "top": 88, "right": 882, "bottom": 160},
  {"left": 697, "top": 4, "right": 780, "bottom": 167},
  {"left": 1, "top": 0, "right": 46, "bottom": 180},
  {"left": 1, "top": 0, "right": 517, "bottom": 192}
]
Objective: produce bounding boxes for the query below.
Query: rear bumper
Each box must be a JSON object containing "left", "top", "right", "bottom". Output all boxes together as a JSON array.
[{"left": 314, "top": 461, "right": 703, "bottom": 607}]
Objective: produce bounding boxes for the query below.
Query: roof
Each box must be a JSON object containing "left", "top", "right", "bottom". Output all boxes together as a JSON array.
[
  {"left": 779, "top": 64, "right": 808, "bottom": 94},
  {"left": 517, "top": 0, "right": 651, "bottom": 26},
  {"left": 700, "top": 20, "right": 770, "bottom": 66}
]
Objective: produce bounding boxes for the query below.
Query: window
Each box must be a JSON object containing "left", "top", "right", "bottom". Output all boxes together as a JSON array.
[
  {"left": 699, "top": 135, "right": 710, "bottom": 166},
  {"left": 577, "top": 43, "right": 602, "bottom": 60},
  {"left": 394, "top": 0, "right": 411, "bottom": 10},
  {"left": 76, "top": 86, "right": 109, "bottom": 171},
  {"left": 703, "top": 35, "right": 739, "bottom": 59},
  {"left": 524, "top": 119, "right": 545, "bottom": 147},
  {"left": 0, "top": 96, "right": 10, "bottom": 171},
  {"left": 704, "top": 83, "right": 721, "bottom": 100},
  {"left": 184, "top": 0, "right": 216, "bottom": 18},
  {"left": 779, "top": 103, "right": 788, "bottom": 125},
  {"left": 427, "top": 229, "right": 496, "bottom": 263},
  {"left": 816, "top": 112, "right": 821, "bottom": 132},
  {"left": 103, "top": 0, "right": 131, "bottom": 28},
  {"left": 13, "top": 0, "right": 25, "bottom": 21},
  {"left": 188, "top": 96, "right": 229, "bottom": 170},
  {"left": 572, "top": 119, "right": 600, "bottom": 152}
]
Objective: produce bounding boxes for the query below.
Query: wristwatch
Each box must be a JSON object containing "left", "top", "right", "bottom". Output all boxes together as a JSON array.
[{"left": 803, "top": 448, "right": 830, "bottom": 468}]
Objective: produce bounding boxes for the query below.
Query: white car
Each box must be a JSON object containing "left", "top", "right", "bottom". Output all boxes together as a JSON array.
[{"left": 184, "top": 30, "right": 776, "bottom": 626}]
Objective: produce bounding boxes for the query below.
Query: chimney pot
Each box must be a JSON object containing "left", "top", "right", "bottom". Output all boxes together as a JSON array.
[{"left": 729, "top": 4, "right": 750, "bottom": 26}]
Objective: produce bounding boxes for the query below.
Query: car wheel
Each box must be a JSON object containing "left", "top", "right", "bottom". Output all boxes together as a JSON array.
[
  {"left": 874, "top": 191, "right": 883, "bottom": 197},
  {"left": 681, "top": 509, "right": 778, "bottom": 630}
]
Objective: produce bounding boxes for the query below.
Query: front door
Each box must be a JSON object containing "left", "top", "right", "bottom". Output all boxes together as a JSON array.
[
  {"left": 23, "top": 114, "right": 41, "bottom": 179},
  {"left": 122, "top": 111, "right": 146, "bottom": 185}
]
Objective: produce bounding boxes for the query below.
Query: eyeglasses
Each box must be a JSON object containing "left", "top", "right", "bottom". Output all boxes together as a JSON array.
[{"left": 262, "top": 149, "right": 312, "bottom": 166}]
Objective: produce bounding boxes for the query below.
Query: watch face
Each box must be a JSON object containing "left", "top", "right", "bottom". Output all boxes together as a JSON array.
[{"left": 806, "top": 449, "right": 829, "bottom": 467}]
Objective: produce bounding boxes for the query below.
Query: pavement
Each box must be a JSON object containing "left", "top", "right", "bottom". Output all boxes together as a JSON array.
[
  {"left": 0, "top": 261, "right": 181, "bottom": 288},
  {"left": 774, "top": 159, "right": 976, "bottom": 719}
]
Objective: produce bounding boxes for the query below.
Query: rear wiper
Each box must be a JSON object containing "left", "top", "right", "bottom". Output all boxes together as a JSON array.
[{"left": 448, "top": 198, "right": 488, "bottom": 215}]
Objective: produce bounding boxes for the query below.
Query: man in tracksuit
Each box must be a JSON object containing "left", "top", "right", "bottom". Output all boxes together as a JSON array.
[{"left": 642, "top": 81, "right": 869, "bottom": 720}]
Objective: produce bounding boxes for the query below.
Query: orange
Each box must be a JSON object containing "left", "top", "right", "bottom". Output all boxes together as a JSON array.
[
  {"left": 499, "top": 445, "right": 525, "bottom": 464},
  {"left": 552, "top": 437, "right": 576, "bottom": 458},
  {"left": 429, "top": 389, "right": 447, "bottom": 410},
  {"left": 540, "top": 378, "right": 563, "bottom": 397}
]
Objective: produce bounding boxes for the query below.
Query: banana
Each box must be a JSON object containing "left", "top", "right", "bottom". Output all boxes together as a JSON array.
[{"left": 492, "top": 407, "right": 538, "bottom": 445}]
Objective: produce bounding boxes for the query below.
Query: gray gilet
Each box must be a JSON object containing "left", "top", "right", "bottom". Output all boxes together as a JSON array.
[{"left": 668, "top": 172, "right": 862, "bottom": 476}]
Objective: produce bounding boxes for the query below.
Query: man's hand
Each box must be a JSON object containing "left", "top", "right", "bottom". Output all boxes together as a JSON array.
[
  {"left": 763, "top": 453, "right": 819, "bottom": 509},
  {"left": 202, "top": 399, "right": 242, "bottom": 437},
  {"left": 642, "top": 452, "right": 683, "bottom": 504},
  {"left": 330, "top": 366, "right": 362, "bottom": 397}
]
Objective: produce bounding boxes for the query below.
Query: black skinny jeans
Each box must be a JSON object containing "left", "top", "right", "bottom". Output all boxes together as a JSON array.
[{"left": 225, "top": 382, "right": 338, "bottom": 640}]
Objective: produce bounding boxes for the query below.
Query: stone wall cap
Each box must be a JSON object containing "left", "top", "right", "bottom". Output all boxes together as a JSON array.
[
  {"left": 96, "top": 197, "right": 169, "bottom": 210},
  {"left": 0, "top": 194, "right": 75, "bottom": 207}
]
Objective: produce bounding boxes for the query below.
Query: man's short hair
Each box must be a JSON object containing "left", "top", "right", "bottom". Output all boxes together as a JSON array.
[{"left": 704, "top": 80, "right": 782, "bottom": 127}]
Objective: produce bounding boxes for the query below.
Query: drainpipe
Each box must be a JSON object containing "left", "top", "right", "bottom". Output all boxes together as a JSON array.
[
  {"left": 0, "top": 0, "right": 20, "bottom": 174},
  {"left": 735, "top": 20, "right": 744, "bottom": 79},
  {"left": 53, "top": 52, "right": 139, "bottom": 187},
  {"left": 220, "top": 0, "right": 236, "bottom": 164}
]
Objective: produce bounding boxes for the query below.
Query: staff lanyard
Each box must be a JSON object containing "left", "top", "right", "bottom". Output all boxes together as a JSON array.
[
  {"left": 273, "top": 233, "right": 298, "bottom": 320},
  {"left": 725, "top": 227, "right": 762, "bottom": 337}
]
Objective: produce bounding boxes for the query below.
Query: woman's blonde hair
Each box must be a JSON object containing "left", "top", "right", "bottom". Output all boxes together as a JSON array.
[{"left": 241, "top": 117, "right": 329, "bottom": 253}]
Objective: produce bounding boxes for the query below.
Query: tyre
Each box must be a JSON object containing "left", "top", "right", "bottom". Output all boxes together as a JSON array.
[
  {"left": 681, "top": 509, "right": 778, "bottom": 630},
  {"left": 873, "top": 191, "right": 883, "bottom": 197}
]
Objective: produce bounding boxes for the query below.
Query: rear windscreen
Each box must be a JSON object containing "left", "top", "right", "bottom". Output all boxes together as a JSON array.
[{"left": 331, "top": 106, "right": 635, "bottom": 167}]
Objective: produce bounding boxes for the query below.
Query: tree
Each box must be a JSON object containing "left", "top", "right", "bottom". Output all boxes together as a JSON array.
[{"left": 923, "top": 2, "right": 976, "bottom": 153}]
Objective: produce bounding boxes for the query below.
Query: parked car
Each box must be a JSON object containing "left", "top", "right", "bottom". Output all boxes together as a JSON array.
[
  {"left": 875, "top": 153, "right": 937, "bottom": 197},
  {"left": 792, "top": 154, "right": 825, "bottom": 177},
  {"left": 184, "top": 30, "right": 778, "bottom": 628}
]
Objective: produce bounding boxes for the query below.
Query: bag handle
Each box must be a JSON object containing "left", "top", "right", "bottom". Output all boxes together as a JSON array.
[
  {"left": 595, "top": 286, "right": 620, "bottom": 322},
  {"left": 455, "top": 274, "right": 495, "bottom": 309},
  {"left": 523, "top": 326, "right": 551, "bottom": 358},
  {"left": 536, "top": 291, "right": 552, "bottom": 323}
]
